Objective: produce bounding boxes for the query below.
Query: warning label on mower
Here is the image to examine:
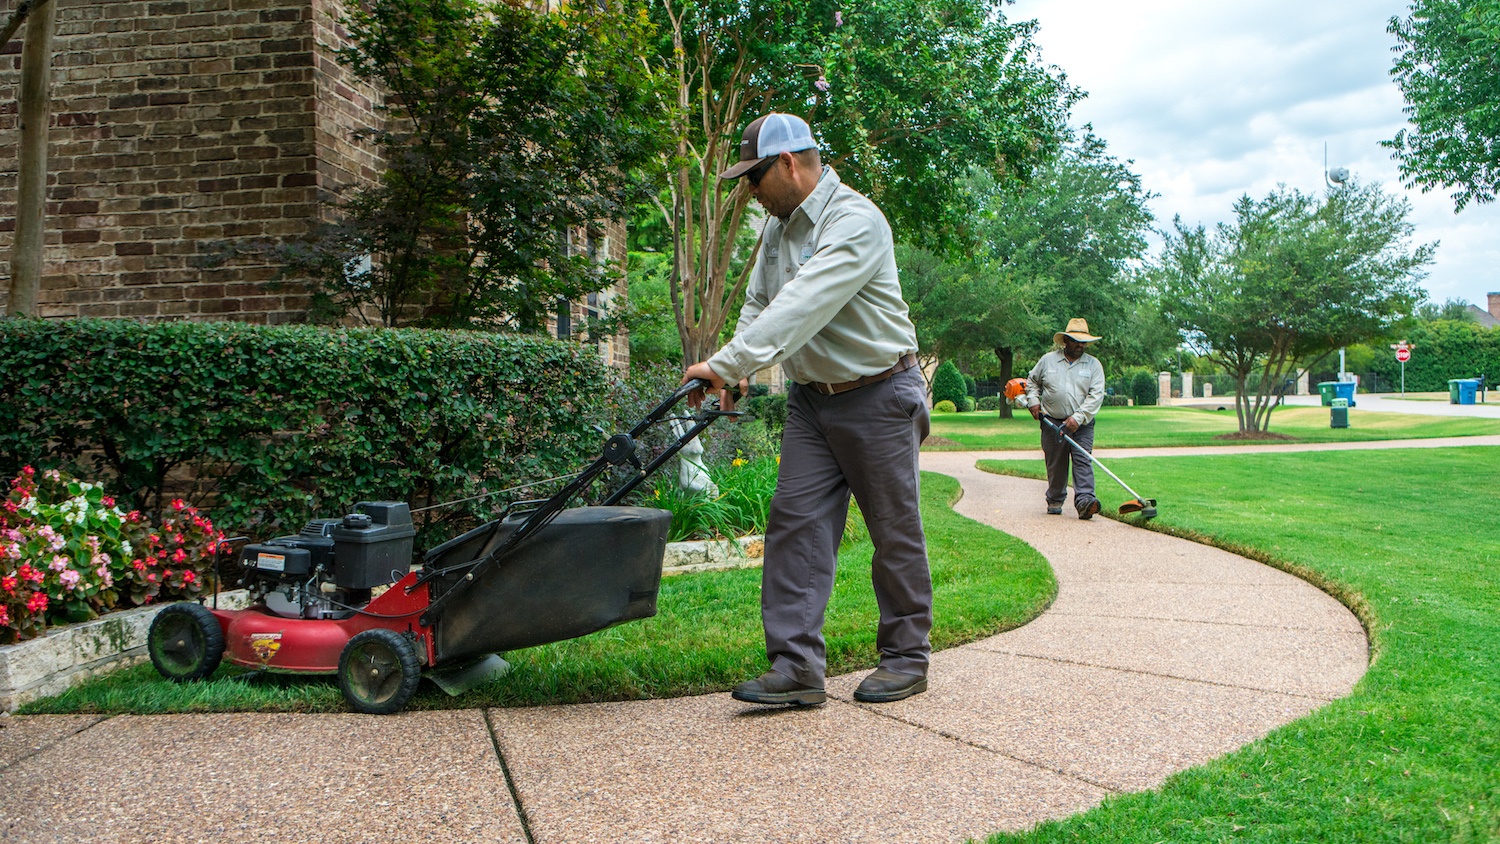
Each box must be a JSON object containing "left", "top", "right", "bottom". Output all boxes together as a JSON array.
[
  {"left": 249, "top": 632, "right": 283, "bottom": 662},
  {"left": 256, "top": 553, "right": 286, "bottom": 572}
]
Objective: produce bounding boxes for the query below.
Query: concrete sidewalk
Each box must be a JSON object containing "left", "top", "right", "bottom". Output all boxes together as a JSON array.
[{"left": 0, "top": 459, "right": 1367, "bottom": 844}]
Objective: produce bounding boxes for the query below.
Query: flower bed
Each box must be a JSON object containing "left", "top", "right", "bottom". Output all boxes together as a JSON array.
[{"left": 2, "top": 468, "right": 223, "bottom": 644}]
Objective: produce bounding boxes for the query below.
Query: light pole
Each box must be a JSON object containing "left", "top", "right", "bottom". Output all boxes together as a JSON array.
[{"left": 1324, "top": 145, "right": 1352, "bottom": 383}]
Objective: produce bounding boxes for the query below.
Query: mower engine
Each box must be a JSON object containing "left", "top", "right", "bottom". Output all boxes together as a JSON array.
[{"left": 237, "top": 501, "right": 416, "bottom": 620}]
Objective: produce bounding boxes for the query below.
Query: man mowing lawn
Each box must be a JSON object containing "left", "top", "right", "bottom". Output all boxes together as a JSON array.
[
  {"left": 1025, "top": 318, "right": 1107, "bottom": 519},
  {"left": 683, "top": 112, "right": 932, "bottom": 707}
]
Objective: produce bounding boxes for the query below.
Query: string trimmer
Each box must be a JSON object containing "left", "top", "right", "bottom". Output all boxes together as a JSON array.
[
  {"left": 1004, "top": 377, "right": 1156, "bottom": 518},
  {"left": 1036, "top": 416, "right": 1157, "bottom": 519}
]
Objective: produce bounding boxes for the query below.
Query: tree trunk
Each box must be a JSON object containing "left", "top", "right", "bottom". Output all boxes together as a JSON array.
[
  {"left": 994, "top": 345, "right": 1015, "bottom": 418},
  {"left": 6, "top": 0, "right": 58, "bottom": 318}
]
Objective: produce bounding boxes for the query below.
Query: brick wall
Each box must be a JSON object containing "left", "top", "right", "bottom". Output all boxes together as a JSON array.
[
  {"left": 0, "top": 0, "right": 374, "bottom": 322},
  {"left": 0, "top": 0, "right": 630, "bottom": 371}
]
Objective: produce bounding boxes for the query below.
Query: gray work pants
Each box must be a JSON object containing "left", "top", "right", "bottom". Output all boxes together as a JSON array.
[
  {"left": 762, "top": 366, "right": 933, "bottom": 687},
  {"left": 1041, "top": 417, "right": 1097, "bottom": 513}
]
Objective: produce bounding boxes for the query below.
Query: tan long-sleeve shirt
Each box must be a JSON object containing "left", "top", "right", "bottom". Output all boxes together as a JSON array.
[
  {"left": 1026, "top": 349, "right": 1106, "bottom": 426},
  {"left": 707, "top": 167, "right": 918, "bottom": 386}
]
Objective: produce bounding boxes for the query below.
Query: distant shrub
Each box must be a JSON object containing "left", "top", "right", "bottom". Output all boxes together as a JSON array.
[
  {"left": 1130, "top": 371, "right": 1158, "bottom": 406},
  {"left": 933, "top": 400, "right": 957, "bottom": 413},
  {"left": 976, "top": 396, "right": 1003, "bottom": 411},
  {"left": 1102, "top": 395, "right": 1131, "bottom": 407},
  {"left": 932, "top": 361, "right": 967, "bottom": 409}
]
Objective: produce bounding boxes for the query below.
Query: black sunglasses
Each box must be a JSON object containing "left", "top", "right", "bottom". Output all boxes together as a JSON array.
[{"left": 745, "top": 156, "right": 778, "bottom": 187}]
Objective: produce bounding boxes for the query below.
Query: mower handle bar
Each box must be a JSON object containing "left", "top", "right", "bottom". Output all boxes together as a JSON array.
[{"left": 414, "top": 377, "right": 738, "bottom": 626}]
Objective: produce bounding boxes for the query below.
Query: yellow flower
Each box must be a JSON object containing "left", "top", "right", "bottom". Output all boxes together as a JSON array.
[
  {"left": 732, "top": 458, "right": 746, "bottom": 467},
  {"left": 775, "top": 455, "right": 781, "bottom": 464}
]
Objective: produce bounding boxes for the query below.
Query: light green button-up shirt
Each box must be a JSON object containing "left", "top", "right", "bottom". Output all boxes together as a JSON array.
[
  {"left": 1026, "top": 349, "right": 1106, "bottom": 426},
  {"left": 707, "top": 167, "right": 918, "bottom": 386}
]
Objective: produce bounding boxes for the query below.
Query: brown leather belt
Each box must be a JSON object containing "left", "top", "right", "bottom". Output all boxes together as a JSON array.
[{"left": 806, "top": 353, "right": 919, "bottom": 396}]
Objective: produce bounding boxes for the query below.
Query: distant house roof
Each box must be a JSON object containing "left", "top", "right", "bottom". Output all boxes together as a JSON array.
[{"left": 1467, "top": 304, "right": 1499, "bottom": 328}]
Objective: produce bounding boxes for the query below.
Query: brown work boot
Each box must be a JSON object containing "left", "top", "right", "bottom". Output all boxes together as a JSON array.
[
  {"left": 1078, "top": 499, "right": 1101, "bottom": 520},
  {"left": 731, "top": 670, "right": 826, "bottom": 706},
  {"left": 853, "top": 667, "right": 928, "bottom": 703}
]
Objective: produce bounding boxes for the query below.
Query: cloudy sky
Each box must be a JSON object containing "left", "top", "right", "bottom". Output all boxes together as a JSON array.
[{"left": 1012, "top": 0, "right": 1500, "bottom": 310}]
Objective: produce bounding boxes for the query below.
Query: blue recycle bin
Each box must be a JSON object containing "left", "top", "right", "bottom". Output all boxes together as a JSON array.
[
  {"left": 1451, "top": 378, "right": 1479, "bottom": 405},
  {"left": 1331, "top": 381, "right": 1356, "bottom": 407}
]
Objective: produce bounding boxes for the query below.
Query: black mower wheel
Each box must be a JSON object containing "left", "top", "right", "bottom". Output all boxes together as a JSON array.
[
  {"left": 148, "top": 602, "right": 225, "bottom": 682},
  {"left": 338, "top": 629, "right": 421, "bottom": 715}
]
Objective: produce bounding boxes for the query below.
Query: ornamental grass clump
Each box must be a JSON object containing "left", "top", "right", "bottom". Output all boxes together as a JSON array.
[{"left": 0, "top": 467, "right": 223, "bottom": 643}]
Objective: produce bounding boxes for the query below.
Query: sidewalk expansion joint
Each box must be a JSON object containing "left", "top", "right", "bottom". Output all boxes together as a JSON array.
[
  {"left": 1045, "top": 608, "right": 1360, "bottom": 634},
  {"left": 829, "top": 699, "right": 1121, "bottom": 795},
  {"left": 968, "top": 648, "right": 1339, "bottom": 702},
  {"left": 0, "top": 714, "right": 110, "bottom": 773},
  {"left": 483, "top": 708, "right": 537, "bottom": 844}
]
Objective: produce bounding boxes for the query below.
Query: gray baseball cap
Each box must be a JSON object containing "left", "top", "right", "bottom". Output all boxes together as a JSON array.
[{"left": 719, "top": 113, "right": 817, "bottom": 180}]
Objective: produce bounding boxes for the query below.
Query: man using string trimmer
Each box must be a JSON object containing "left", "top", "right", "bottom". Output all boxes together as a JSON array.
[{"left": 1023, "top": 318, "right": 1107, "bottom": 519}]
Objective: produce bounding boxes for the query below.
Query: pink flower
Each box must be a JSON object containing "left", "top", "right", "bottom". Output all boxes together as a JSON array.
[
  {"left": 37, "top": 525, "right": 56, "bottom": 541},
  {"left": 835, "top": 10, "right": 843, "bottom": 26},
  {"left": 133, "top": 560, "right": 146, "bottom": 571},
  {"left": 146, "top": 573, "right": 157, "bottom": 583},
  {"left": 21, "top": 466, "right": 34, "bottom": 478},
  {"left": 183, "top": 571, "right": 196, "bottom": 585},
  {"left": 2, "top": 528, "right": 19, "bottom": 541},
  {"left": 815, "top": 78, "right": 831, "bottom": 91},
  {"left": 3, "top": 543, "right": 19, "bottom": 560},
  {"left": 60, "top": 569, "right": 81, "bottom": 590},
  {"left": 26, "top": 592, "right": 48, "bottom": 613},
  {"left": 1, "top": 575, "right": 16, "bottom": 594},
  {"left": 171, "top": 499, "right": 186, "bottom": 511},
  {"left": 171, "top": 548, "right": 186, "bottom": 564},
  {"left": 96, "top": 565, "right": 113, "bottom": 587},
  {"left": 18, "top": 564, "right": 42, "bottom": 584},
  {"left": 51, "top": 554, "right": 70, "bottom": 572},
  {"left": 101, "top": 496, "right": 115, "bottom": 508},
  {"left": 0, "top": 606, "right": 9, "bottom": 626}
]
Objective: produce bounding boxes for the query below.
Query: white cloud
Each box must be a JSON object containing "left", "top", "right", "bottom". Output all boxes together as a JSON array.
[{"left": 1014, "top": 0, "right": 1500, "bottom": 307}]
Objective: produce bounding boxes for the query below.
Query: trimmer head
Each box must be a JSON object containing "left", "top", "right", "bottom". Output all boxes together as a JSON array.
[{"left": 1118, "top": 498, "right": 1158, "bottom": 519}]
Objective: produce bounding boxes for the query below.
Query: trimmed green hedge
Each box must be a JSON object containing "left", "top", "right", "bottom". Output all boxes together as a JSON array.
[
  {"left": 0, "top": 319, "right": 612, "bottom": 546},
  {"left": 1368, "top": 320, "right": 1499, "bottom": 391}
]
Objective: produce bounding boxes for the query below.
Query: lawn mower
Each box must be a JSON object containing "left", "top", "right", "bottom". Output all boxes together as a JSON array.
[
  {"left": 1004, "top": 377, "right": 1158, "bottom": 519},
  {"left": 146, "top": 379, "right": 738, "bottom": 714}
]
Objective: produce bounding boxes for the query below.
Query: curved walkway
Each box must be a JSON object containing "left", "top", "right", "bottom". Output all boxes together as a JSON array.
[{"left": 0, "top": 456, "right": 1369, "bottom": 844}]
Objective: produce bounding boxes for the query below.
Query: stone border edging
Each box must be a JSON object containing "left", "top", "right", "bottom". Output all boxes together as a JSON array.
[
  {"left": 662, "top": 535, "right": 764, "bottom": 575},
  {"left": 0, "top": 590, "right": 251, "bottom": 712}
]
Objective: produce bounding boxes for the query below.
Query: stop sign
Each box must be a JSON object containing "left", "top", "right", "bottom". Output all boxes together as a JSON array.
[{"left": 1396, "top": 347, "right": 1411, "bottom": 362}]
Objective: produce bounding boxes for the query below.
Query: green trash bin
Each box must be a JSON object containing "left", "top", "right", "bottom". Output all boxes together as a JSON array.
[
  {"left": 1317, "top": 381, "right": 1339, "bottom": 407},
  {"left": 1449, "top": 379, "right": 1464, "bottom": 404},
  {"left": 1330, "top": 397, "right": 1348, "bottom": 428}
]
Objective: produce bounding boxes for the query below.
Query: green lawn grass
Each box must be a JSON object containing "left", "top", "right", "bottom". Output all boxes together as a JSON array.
[
  {"left": 928, "top": 405, "right": 1500, "bottom": 450},
  {"left": 23, "top": 472, "right": 1055, "bottom": 714},
  {"left": 977, "top": 447, "right": 1500, "bottom": 843}
]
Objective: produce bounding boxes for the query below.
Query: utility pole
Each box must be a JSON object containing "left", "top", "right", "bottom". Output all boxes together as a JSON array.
[{"left": 6, "top": 0, "right": 58, "bottom": 317}]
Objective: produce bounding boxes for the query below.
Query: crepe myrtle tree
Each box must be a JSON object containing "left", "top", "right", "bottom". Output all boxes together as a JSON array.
[
  {"left": 648, "top": 0, "right": 1078, "bottom": 364},
  {"left": 271, "top": 0, "right": 671, "bottom": 330},
  {"left": 1157, "top": 181, "right": 1434, "bottom": 434},
  {"left": 1386, "top": 0, "right": 1500, "bottom": 210}
]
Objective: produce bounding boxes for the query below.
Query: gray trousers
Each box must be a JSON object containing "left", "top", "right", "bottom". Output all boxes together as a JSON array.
[
  {"left": 1041, "top": 417, "right": 1097, "bottom": 512},
  {"left": 762, "top": 366, "right": 933, "bottom": 687}
]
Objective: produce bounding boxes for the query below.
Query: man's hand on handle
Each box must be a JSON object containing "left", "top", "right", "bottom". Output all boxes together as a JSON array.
[
  {"left": 1028, "top": 404, "right": 1042, "bottom": 421},
  {"left": 681, "top": 361, "right": 747, "bottom": 411},
  {"left": 1063, "top": 416, "right": 1080, "bottom": 433}
]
